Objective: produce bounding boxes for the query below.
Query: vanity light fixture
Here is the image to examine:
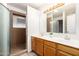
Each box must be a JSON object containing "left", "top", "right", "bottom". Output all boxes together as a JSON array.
[{"left": 44, "top": 3, "right": 64, "bottom": 13}]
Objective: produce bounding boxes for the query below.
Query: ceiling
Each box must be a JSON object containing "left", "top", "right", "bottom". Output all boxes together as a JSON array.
[
  {"left": 8, "top": 3, "right": 72, "bottom": 12},
  {"left": 7, "top": 3, "right": 52, "bottom": 11}
]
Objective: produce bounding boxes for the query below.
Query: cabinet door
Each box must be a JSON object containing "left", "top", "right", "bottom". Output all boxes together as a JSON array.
[
  {"left": 44, "top": 45, "right": 56, "bottom": 56},
  {"left": 36, "top": 43, "right": 43, "bottom": 56},
  {"left": 57, "top": 44, "right": 79, "bottom": 55},
  {"left": 35, "top": 38, "right": 44, "bottom": 56},
  {"left": 32, "top": 37, "right": 36, "bottom": 52},
  {"left": 57, "top": 50, "right": 72, "bottom": 56}
]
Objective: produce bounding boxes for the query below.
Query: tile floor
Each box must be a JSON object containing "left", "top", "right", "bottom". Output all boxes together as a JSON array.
[
  {"left": 20, "top": 52, "right": 37, "bottom": 56},
  {"left": 11, "top": 44, "right": 26, "bottom": 55}
]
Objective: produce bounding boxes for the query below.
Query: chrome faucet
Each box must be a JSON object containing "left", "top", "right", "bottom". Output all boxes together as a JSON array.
[{"left": 64, "top": 34, "right": 70, "bottom": 40}]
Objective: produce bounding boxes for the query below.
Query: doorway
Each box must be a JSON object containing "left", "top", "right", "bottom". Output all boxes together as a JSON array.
[{"left": 10, "top": 10, "right": 27, "bottom": 55}]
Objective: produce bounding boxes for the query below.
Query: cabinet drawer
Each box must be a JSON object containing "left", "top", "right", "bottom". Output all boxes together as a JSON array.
[
  {"left": 36, "top": 38, "right": 43, "bottom": 44},
  {"left": 57, "top": 50, "right": 72, "bottom": 56},
  {"left": 44, "top": 40, "right": 56, "bottom": 48},
  {"left": 57, "top": 44, "right": 79, "bottom": 56}
]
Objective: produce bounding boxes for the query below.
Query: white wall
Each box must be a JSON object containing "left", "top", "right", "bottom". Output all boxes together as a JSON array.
[
  {"left": 76, "top": 4, "right": 79, "bottom": 34},
  {"left": 39, "top": 12, "right": 47, "bottom": 33},
  {"left": 67, "top": 14, "right": 76, "bottom": 33},
  {"left": 26, "top": 6, "right": 40, "bottom": 52},
  {"left": 7, "top": 5, "right": 26, "bottom": 14},
  {"left": 1, "top": 3, "right": 7, "bottom": 7}
]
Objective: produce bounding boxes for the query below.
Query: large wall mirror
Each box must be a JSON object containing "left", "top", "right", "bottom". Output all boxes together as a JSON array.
[
  {"left": 47, "top": 8, "right": 64, "bottom": 33},
  {"left": 53, "top": 8, "right": 64, "bottom": 33},
  {"left": 47, "top": 4, "right": 76, "bottom": 34}
]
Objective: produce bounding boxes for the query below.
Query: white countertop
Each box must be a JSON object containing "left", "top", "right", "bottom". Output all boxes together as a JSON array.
[{"left": 32, "top": 35, "right": 79, "bottom": 49}]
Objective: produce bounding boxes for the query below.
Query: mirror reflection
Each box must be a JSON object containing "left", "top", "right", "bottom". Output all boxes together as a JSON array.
[
  {"left": 53, "top": 9, "right": 63, "bottom": 33},
  {"left": 47, "top": 4, "right": 76, "bottom": 34},
  {"left": 65, "top": 4, "right": 76, "bottom": 34}
]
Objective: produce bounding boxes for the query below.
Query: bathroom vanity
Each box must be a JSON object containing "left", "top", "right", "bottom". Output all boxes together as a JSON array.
[{"left": 32, "top": 35, "right": 79, "bottom": 56}]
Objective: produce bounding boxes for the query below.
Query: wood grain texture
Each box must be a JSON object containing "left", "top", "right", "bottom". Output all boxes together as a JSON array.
[
  {"left": 11, "top": 10, "right": 26, "bottom": 17},
  {"left": 44, "top": 45, "right": 56, "bottom": 56},
  {"left": 32, "top": 36, "right": 79, "bottom": 56},
  {"left": 56, "top": 50, "right": 72, "bottom": 56},
  {"left": 11, "top": 28, "right": 26, "bottom": 48},
  {"left": 32, "top": 37, "right": 36, "bottom": 52},
  {"left": 44, "top": 40, "right": 56, "bottom": 48},
  {"left": 36, "top": 43, "right": 44, "bottom": 56},
  {"left": 35, "top": 38, "right": 44, "bottom": 56},
  {"left": 57, "top": 44, "right": 79, "bottom": 56},
  {"left": 32, "top": 37, "right": 44, "bottom": 56}
]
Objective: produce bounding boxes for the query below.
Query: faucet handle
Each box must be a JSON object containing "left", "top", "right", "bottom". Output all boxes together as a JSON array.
[{"left": 64, "top": 34, "right": 70, "bottom": 40}]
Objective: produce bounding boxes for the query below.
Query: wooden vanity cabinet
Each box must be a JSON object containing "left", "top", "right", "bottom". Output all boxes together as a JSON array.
[
  {"left": 44, "top": 40, "right": 56, "bottom": 56},
  {"left": 32, "top": 36, "right": 44, "bottom": 56},
  {"left": 44, "top": 45, "right": 56, "bottom": 56},
  {"left": 57, "top": 44, "right": 79, "bottom": 56},
  {"left": 32, "top": 37, "right": 36, "bottom": 52},
  {"left": 35, "top": 38, "right": 44, "bottom": 56},
  {"left": 56, "top": 50, "right": 72, "bottom": 56},
  {"left": 32, "top": 36, "right": 79, "bottom": 56}
]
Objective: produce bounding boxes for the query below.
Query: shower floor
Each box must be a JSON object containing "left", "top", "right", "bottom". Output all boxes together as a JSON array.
[{"left": 11, "top": 44, "right": 26, "bottom": 56}]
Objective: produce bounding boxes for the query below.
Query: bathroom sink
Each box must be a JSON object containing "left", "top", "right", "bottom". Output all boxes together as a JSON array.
[
  {"left": 41, "top": 34, "right": 79, "bottom": 44},
  {"left": 42, "top": 35, "right": 54, "bottom": 39}
]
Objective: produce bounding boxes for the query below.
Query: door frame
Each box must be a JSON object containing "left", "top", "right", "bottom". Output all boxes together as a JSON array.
[{"left": 10, "top": 10, "right": 27, "bottom": 55}]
